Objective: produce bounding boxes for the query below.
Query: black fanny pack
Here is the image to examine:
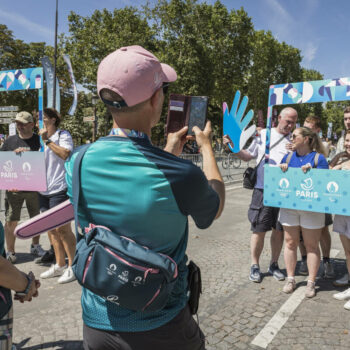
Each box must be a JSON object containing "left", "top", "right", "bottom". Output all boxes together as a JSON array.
[{"left": 187, "top": 260, "right": 202, "bottom": 315}]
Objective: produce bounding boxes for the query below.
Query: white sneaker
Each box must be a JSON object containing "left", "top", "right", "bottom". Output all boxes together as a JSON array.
[
  {"left": 344, "top": 300, "right": 350, "bottom": 310},
  {"left": 6, "top": 252, "right": 17, "bottom": 264},
  {"left": 57, "top": 266, "right": 76, "bottom": 284},
  {"left": 40, "top": 264, "right": 66, "bottom": 279},
  {"left": 333, "top": 287, "right": 350, "bottom": 301},
  {"left": 30, "top": 244, "right": 46, "bottom": 257},
  {"left": 333, "top": 274, "right": 350, "bottom": 287}
]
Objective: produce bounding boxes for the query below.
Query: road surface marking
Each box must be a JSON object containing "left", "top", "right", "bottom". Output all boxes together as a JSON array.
[{"left": 251, "top": 249, "right": 340, "bottom": 348}]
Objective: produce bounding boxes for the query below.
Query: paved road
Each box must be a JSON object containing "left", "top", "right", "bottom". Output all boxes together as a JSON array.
[{"left": 1, "top": 187, "right": 350, "bottom": 350}]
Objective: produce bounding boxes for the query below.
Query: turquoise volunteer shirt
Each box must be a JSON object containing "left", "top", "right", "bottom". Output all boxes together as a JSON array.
[{"left": 65, "top": 135, "right": 219, "bottom": 332}]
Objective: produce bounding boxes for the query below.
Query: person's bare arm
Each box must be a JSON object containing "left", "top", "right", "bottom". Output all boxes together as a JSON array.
[
  {"left": 193, "top": 122, "right": 225, "bottom": 219},
  {"left": 0, "top": 256, "right": 40, "bottom": 302},
  {"left": 331, "top": 164, "right": 342, "bottom": 170},
  {"left": 45, "top": 143, "right": 71, "bottom": 160},
  {"left": 222, "top": 135, "right": 254, "bottom": 161},
  {"left": 39, "top": 128, "right": 71, "bottom": 160}
]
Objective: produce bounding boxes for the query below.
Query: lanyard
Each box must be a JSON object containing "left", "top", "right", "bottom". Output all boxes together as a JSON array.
[{"left": 109, "top": 128, "right": 147, "bottom": 140}]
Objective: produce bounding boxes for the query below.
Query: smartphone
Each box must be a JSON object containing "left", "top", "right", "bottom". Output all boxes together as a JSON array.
[
  {"left": 187, "top": 96, "right": 208, "bottom": 136},
  {"left": 166, "top": 94, "right": 190, "bottom": 134},
  {"left": 166, "top": 94, "right": 208, "bottom": 135}
]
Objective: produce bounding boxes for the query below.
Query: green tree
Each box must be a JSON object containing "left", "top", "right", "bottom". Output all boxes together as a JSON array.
[
  {"left": 323, "top": 101, "right": 350, "bottom": 138},
  {"left": 247, "top": 30, "right": 302, "bottom": 119},
  {"left": 63, "top": 8, "right": 156, "bottom": 92},
  {"left": 0, "top": 24, "right": 52, "bottom": 134},
  {"left": 295, "top": 68, "right": 325, "bottom": 129},
  {"left": 144, "top": 0, "right": 254, "bottom": 138}
]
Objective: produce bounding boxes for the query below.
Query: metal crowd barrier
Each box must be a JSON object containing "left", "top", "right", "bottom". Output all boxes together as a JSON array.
[{"left": 179, "top": 153, "right": 256, "bottom": 184}]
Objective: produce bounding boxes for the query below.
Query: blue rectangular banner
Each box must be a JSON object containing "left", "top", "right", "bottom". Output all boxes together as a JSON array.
[
  {"left": 263, "top": 165, "right": 350, "bottom": 216},
  {"left": 0, "top": 68, "right": 43, "bottom": 91}
]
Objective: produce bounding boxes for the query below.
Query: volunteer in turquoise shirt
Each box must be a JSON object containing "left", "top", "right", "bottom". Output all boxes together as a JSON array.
[{"left": 65, "top": 45, "right": 225, "bottom": 350}]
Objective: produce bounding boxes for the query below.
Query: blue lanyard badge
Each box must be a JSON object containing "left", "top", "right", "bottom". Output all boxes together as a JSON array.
[{"left": 109, "top": 128, "right": 147, "bottom": 139}]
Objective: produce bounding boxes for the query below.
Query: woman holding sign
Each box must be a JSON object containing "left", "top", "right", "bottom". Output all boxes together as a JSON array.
[
  {"left": 331, "top": 130, "right": 350, "bottom": 309},
  {"left": 279, "top": 127, "right": 328, "bottom": 298}
]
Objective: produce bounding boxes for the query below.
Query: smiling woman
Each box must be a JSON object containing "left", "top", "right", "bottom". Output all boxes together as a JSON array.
[{"left": 278, "top": 126, "right": 329, "bottom": 299}]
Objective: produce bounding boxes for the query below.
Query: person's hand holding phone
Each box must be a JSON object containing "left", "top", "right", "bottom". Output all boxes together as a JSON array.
[
  {"left": 192, "top": 121, "right": 212, "bottom": 150},
  {"left": 164, "top": 126, "right": 189, "bottom": 157}
]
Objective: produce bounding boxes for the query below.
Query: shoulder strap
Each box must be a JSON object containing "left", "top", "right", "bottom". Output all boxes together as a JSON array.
[
  {"left": 270, "top": 134, "right": 289, "bottom": 151},
  {"left": 285, "top": 152, "right": 293, "bottom": 165},
  {"left": 313, "top": 153, "right": 320, "bottom": 168},
  {"left": 72, "top": 144, "right": 93, "bottom": 239},
  {"left": 260, "top": 134, "right": 289, "bottom": 165}
]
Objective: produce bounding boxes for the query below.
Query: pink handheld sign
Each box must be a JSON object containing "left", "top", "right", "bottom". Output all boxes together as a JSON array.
[
  {"left": 0, "top": 152, "right": 47, "bottom": 191},
  {"left": 14, "top": 200, "right": 74, "bottom": 239}
]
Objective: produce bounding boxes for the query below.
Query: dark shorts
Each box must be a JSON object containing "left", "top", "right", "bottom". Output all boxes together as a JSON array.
[
  {"left": 83, "top": 305, "right": 205, "bottom": 350},
  {"left": 38, "top": 190, "right": 68, "bottom": 213},
  {"left": 325, "top": 213, "right": 333, "bottom": 226},
  {"left": 248, "top": 188, "right": 283, "bottom": 233},
  {"left": 5, "top": 191, "right": 39, "bottom": 222}
]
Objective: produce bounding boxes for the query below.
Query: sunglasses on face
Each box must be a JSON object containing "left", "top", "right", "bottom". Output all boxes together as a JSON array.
[{"left": 162, "top": 83, "right": 169, "bottom": 95}]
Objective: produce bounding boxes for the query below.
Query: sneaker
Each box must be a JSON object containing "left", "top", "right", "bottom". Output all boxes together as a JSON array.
[
  {"left": 30, "top": 244, "right": 46, "bottom": 257},
  {"left": 6, "top": 252, "right": 17, "bottom": 264},
  {"left": 344, "top": 300, "right": 350, "bottom": 310},
  {"left": 333, "top": 274, "right": 350, "bottom": 287},
  {"left": 299, "top": 259, "right": 308, "bottom": 276},
  {"left": 268, "top": 262, "right": 285, "bottom": 281},
  {"left": 305, "top": 280, "right": 316, "bottom": 298},
  {"left": 283, "top": 277, "right": 296, "bottom": 294},
  {"left": 40, "top": 264, "right": 66, "bottom": 279},
  {"left": 249, "top": 264, "right": 262, "bottom": 283},
  {"left": 34, "top": 249, "right": 55, "bottom": 264},
  {"left": 57, "top": 267, "right": 76, "bottom": 284},
  {"left": 333, "top": 287, "right": 350, "bottom": 301},
  {"left": 323, "top": 260, "right": 335, "bottom": 279}
]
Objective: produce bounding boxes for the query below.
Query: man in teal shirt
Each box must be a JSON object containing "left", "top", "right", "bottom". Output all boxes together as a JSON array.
[{"left": 65, "top": 45, "right": 225, "bottom": 350}]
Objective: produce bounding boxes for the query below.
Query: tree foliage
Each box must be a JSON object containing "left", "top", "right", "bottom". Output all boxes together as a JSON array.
[{"left": 4, "top": 0, "right": 344, "bottom": 142}]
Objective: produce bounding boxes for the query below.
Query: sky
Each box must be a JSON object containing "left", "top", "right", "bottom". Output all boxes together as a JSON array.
[{"left": 1, "top": 0, "right": 350, "bottom": 80}]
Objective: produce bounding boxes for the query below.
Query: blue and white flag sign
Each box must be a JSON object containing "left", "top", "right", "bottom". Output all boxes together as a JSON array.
[
  {"left": 63, "top": 54, "right": 78, "bottom": 116},
  {"left": 263, "top": 166, "right": 350, "bottom": 216}
]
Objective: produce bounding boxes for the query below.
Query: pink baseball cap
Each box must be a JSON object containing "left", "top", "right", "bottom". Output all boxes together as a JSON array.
[{"left": 97, "top": 45, "right": 177, "bottom": 107}]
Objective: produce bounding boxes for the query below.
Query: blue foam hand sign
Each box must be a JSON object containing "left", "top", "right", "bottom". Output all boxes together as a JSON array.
[{"left": 223, "top": 91, "right": 256, "bottom": 153}]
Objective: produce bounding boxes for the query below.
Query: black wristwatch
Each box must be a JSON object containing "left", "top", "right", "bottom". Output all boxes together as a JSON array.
[{"left": 45, "top": 139, "right": 52, "bottom": 146}]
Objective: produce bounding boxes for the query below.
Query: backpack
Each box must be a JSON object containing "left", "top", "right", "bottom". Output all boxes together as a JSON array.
[
  {"left": 285, "top": 152, "right": 320, "bottom": 167},
  {"left": 71, "top": 145, "right": 178, "bottom": 312}
]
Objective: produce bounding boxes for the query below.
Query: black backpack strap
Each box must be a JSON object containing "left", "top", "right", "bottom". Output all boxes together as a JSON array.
[{"left": 72, "top": 144, "right": 92, "bottom": 240}]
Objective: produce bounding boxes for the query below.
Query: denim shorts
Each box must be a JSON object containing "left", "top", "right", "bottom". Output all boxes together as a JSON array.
[
  {"left": 248, "top": 188, "right": 282, "bottom": 233},
  {"left": 38, "top": 190, "right": 68, "bottom": 213}
]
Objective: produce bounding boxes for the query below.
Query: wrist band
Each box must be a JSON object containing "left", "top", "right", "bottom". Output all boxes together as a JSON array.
[{"left": 17, "top": 272, "right": 34, "bottom": 296}]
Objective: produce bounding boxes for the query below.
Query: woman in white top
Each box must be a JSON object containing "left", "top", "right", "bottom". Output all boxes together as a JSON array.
[{"left": 38, "top": 108, "right": 76, "bottom": 284}]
